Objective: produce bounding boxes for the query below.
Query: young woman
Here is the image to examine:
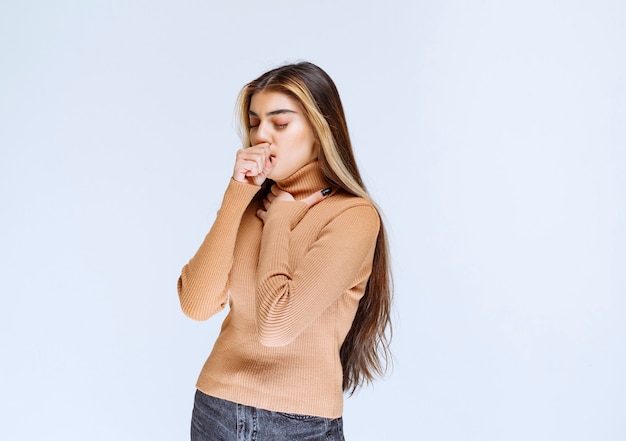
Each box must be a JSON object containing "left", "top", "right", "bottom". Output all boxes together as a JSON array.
[{"left": 177, "top": 61, "right": 392, "bottom": 440}]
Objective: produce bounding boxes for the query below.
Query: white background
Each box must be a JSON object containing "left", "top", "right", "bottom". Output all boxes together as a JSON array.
[{"left": 1, "top": 1, "right": 624, "bottom": 440}]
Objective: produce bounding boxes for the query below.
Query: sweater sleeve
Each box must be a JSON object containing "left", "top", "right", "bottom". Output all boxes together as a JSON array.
[
  {"left": 178, "top": 179, "right": 261, "bottom": 321},
  {"left": 255, "top": 200, "right": 380, "bottom": 346}
]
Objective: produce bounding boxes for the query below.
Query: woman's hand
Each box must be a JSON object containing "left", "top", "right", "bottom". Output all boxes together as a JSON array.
[
  {"left": 256, "top": 185, "right": 333, "bottom": 222},
  {"left": 233, "top": 143, "right": 274, "bottom": 186}
]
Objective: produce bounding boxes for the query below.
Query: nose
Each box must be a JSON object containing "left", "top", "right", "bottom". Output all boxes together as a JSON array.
[{"left": 252, "top": 121, "right": 272, "bottom": 145}]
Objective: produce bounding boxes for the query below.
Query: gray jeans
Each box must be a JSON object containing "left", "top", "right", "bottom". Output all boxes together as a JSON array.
[{"left": 191, "top": 389, "right": 345, "bottom": 441}]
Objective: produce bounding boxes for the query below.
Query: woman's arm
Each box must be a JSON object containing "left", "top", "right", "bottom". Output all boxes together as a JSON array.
[
  {"left": 255, "top": 200, "right": 380, "bottom": 346},
  {"left": 177, "top": 179, "right": 261, "bottom": 321},
  {"left": 178, "top": 143, "right": 273, "bottom": 320}
]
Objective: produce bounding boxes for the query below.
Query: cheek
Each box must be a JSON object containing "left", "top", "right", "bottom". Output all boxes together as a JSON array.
[{"left": 296, "top": 129, "right": 316, "bottom": 156}]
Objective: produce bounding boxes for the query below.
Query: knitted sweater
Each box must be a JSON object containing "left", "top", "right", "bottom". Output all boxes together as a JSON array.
[{"left": 177, "top": 161, "right": 380, "bottom": 418}]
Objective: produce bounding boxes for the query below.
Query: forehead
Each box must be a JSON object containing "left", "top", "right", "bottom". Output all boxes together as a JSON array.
[{"left": 249, "top": 90, "right": 302, "bottom": 113}]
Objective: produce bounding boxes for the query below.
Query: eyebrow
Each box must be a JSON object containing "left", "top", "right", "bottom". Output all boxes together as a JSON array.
[{"left": 248, "top": 109, "right": 298, "bottom": 117}]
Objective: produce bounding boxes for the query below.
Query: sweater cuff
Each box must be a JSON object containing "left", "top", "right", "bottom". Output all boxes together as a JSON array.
[{"left": 225, "top": 178, "right": 263, "bottom": 201}]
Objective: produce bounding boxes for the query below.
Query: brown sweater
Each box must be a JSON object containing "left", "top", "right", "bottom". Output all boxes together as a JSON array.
[{"left": 177, "top": 161, "right": 379, "bottom": 418}]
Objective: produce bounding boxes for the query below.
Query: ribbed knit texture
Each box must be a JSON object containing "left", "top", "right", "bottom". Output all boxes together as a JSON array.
[{"left": 177, "top": 161, "right": 380, "bottom": 418}]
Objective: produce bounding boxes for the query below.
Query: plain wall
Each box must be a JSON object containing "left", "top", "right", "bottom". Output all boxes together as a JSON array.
[{"left": 1, "top": 1, "right": 624, "bottom": 440}]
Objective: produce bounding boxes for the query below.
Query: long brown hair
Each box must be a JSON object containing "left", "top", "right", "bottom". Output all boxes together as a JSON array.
[{"left": 237, "top": 61, "right": 393, "bottom": 394}]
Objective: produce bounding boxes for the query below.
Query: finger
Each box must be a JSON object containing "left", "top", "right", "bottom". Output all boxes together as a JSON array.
[
  {"left": 238, "top": 154, "right": 268, "bottom": 179},
  {"left": 250, "top": 142, "right": 270, "bottom": 152},
  {"left": 302, "top": 187, "right": 333, "bottom": 208},
  {"left": 252, "top": 158, "right": 272, "bottom": 186},
  {"left": 263, "top": 198, "right": 271, "bottom": 210},
  {"left": 256, "top": 208, "right": 266, "bottom": 221},
  {"left": 261, "top": 155, "right": 274, "bottom": 176},
  {"left": 234, "top": 144, "right": 273, "bottom": 184},
  {"left": 248, "top": 143, "right": 270, "bottom": 170},
  {"left": 252, "top": 174, "right": 267, "bottom": 186},
  {"left": 240, "top": 160, "right": 260, "bottom": 177},
  {"left": 252, "top": 156, "right": 264, "bottom": 176},
  {"left": 239, "top": 147, "right": 268, "bottom": 170},
  {"left": 246, "top": 143, "right": 270, "bottom": 156},
  {"left": 270, "top": 185, "right": 290, "bottom": 198},
  {"left": 234, "top": 163, "right": 258, "bottom": 182},
  {"left": 237, "top": 147, "right": 264, "bottom": 162}
]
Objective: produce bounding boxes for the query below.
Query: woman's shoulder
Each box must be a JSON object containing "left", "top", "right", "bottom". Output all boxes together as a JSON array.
[
  {"left": 313, "top": 191, "right": 380, "bottom": 241},
  {"left": 322, "top": 190, "right": 379, "bottom": 222},
  {"left": 330, "top": 189, "right": 376, "bottom": 207}
]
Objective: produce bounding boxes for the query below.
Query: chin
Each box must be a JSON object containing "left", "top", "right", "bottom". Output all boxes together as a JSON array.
[
  {"left": 268, "top": 173, "right": 286, "bottom": 183},
  {"left": 267, "top": 168, "right": 287, "bottom": 182}
]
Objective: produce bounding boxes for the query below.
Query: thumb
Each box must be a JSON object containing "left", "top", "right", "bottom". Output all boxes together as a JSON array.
[{"left": 302, "top": 187, "right": 333, "bottom": 208}]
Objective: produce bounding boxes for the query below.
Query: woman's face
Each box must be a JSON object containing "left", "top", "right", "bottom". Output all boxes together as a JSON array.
[{"left": 248, "top": 90, "right": 318, "bottom": 182}]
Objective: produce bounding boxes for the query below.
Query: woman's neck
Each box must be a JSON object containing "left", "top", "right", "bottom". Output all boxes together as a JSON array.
[{"left": 274, "top": 161, "right": 330, "bottom": 200}]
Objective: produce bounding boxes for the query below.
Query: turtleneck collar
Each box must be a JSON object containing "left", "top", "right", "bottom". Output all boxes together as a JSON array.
[{"left": 274, "top": 161, "right": 330, "bottom": 200}]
